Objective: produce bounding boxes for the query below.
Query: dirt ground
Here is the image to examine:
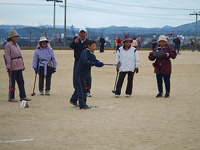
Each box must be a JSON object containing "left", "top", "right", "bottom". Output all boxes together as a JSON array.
[{"left": 0, "top": 49, "right": 200, "bottom": 150}]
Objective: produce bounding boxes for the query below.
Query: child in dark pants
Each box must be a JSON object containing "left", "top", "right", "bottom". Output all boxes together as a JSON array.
[
  {"left": 148, "top": 35, "right": 177, "bottom": 98},
  {"left": 115, "top": 35, "right": 139, "bottom": 98},
  {"left": 70, "top": 40, "right": 104, "bottom": 109}
]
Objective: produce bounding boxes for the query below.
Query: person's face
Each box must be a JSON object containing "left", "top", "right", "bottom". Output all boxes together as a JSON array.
[
  {"left": 40, "top": 41, "right": 48, "bottom": 48},
  {"left": 79, "top": 31, "right": 87, "bottom": 41},
  {"left": 88, "top": 43, "right": 96, "bottom": 53},
  {"left": 159, "top": 40, "right": 167, "bottom": 47},
  {"left": 124, "top": 40, "right": 132, "bottom": 47},
  {"left": 11, "top": 36, "right": 18, "bottom": 43}
]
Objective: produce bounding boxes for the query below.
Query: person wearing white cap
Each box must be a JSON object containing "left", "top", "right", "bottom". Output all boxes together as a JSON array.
[
  {"left": 151, "top": 35, "right": 157, "bottom": 50},
  {"left": 148, "top": 35, "right": 177, "bottom": 98},
  {"left": 32, "top": 36, "right": 57, "bottom": 95},
  {"left": 115, "top": 34, "right": 139, "bottom": 98},
  {"left": 173, "top": 35, "right": 181, "bottom": 54},
  {"left": 69, "top": 28, "right": 92, "bottom": 97},
  {"left": 4, "top": 30, "right": 31, "bottom": 102}
]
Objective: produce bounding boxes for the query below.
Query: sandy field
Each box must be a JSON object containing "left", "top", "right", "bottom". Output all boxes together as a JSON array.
[{"left": 0, "top": 49, "right": 200, "bottom": 150}]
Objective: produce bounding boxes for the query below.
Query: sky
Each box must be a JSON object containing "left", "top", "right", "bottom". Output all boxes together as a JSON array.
[{"left": 0, "top": 0, "right": 200, "bottom": 29}]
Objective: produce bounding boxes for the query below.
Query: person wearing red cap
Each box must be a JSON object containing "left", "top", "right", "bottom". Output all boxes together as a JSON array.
[
  {"left": 148, "top": 35, "right": 177, "bottom": 98},
  {"left": 115, "top": 35, "right": 139, "bottom": 98}
]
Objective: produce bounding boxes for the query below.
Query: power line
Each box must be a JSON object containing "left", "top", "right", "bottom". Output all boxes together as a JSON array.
[{"left": 88, "top": 0, "right": 200, "bottom": 11}]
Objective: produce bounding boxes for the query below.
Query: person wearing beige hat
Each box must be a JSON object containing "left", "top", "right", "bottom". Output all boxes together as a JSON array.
[
  {"left": 148, "top": 35, "right": 177, "bottom": 98},
  {"left": 4, "top": 30, "right": 31, "bottom": 102}
]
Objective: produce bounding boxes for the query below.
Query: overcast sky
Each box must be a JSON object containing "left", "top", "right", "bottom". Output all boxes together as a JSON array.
[{"left": 0, "top": 0, "right": 199, "bottom": 28}]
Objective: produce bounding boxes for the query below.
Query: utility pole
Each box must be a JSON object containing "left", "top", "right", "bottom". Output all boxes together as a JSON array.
[
  {"left": 189, "top": 11, "right": 200, "bottom": 50},
  {"left": 46, "top": 0, "right": 63, "bottom": 46},
  {"left": 64, "top": 0, "right": 67, "bottom": 47}
]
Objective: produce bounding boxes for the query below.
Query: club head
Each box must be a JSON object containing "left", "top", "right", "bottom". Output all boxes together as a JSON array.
[
  {"left": 31, "top": 93, "right": 36, "bottom": 96},
  {"left": 112, "top": 90, "right": 116, "bottom": 94}
]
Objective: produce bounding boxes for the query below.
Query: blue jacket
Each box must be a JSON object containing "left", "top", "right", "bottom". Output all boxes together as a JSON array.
[{"left": 75, "top": 48, "right": 97, "bottom": 78}]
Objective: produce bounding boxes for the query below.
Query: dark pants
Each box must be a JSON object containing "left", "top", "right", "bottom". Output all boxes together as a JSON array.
[
  {"left": 174, "top": 44, "right": 180, "bottom": 54},
  {"left": 156, "top": 74, "right": 170, "bottom": 94},
  {"left": 70, "top": 75, "right": 87, "bottom": 109},
  {"left": 100, "top": 45, "right": 104, "bottom": 52},
  {"left": 38, "top": 66, "right": 52, "bottom": 91},
  {"left": 73, "top": 61, "right": 91, "bottom": 93},
  {"left": 9, "top": 70, "right": 26, "bottom": 99},
  {"left": 116, "top": 71, "right": 135, "bottom": 95}
]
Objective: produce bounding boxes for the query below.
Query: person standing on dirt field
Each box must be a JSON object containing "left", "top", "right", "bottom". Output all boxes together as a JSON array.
[
  {"left": 131, "top": 37, "right": 138, "bottom": 49},
  {"left": 173, "top": 35, "right": 181, "bottom": 54},
  {"left": 4, "top": 30, "right": 31, "bottom": 102},
  {"left": 151, "top": 35, "right": 157, "bottom": 50},
  {"left": 70, "top": 28, "right": 92, "bottom": 97},
  {"left": 116, "top": 36, "right": 122, "bottom": 51},
  {"left": 190, "top": 39, "right": 195, "bottom": 52},
  {"left": 70, "top": 40, "right": 104, "bottom": 109},
  {"left": 99, "top": 35, "right": 105, "bottom": 53},
  {"left": 115, "top": 34, "right": 139, "bottom": 98},
  {"left": 148, "top": 35, "right": 177, "bottom": 98},
  {"left": 32, "top": 37, "right": 57, "bottom": 96}
]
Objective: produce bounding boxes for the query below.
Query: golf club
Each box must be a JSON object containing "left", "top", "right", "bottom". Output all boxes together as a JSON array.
[
  {"left": 31, "top": 73, "right": 37, "bottom": 96},
  {"left": 112, "top": 71, "right": 119, "bottom": 94}
]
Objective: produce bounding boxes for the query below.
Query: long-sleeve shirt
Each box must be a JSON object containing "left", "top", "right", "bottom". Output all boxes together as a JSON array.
[
  {"left": 32, "top": 46, "right": 57, "bottom": 76},
  {"left": 4, "top": 41, "right": 25, "bottom": 71},
  {"left": 75, "top": 48, "right": 97, "bottom": 79},
  {"left": 116, "top": 46, "right": 139, "bottom": 72}
]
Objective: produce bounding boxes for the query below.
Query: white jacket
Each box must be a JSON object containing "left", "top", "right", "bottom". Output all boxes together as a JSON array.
[{"left": 116, "top": 46, "right": 139, "bottom": 72}]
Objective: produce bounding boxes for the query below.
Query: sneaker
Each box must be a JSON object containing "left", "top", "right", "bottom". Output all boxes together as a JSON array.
[
  {"left": 8, "top": 98, "right": 18, "bottom": 102},
  {"left": 126, "top": 94, "right": 131, "bottom": 97},
  {"left": 87, "top": 93, "right": 92, "bottom": 97},
  {"left": 156, "top": 93, "right": 163, "bottom": 98},
  {"left": 80, "top": 105, "right": 91, "bottom": 109},
  {"left": 70, "top": 101, "right": 78, "bottom": 107},
  {"left": 20, "top": 97, "right": 31, "bottom": 101},
  {"left": 115, "top": 95, "right": 119, "bottom": 98},
  {"left": 40, "top": 91, "right": 44, "bottom": 95},
  {"left": 165, "top": 92, "right": 170, "bottom": 98},
  {"left": 45, "top": 90, "right": 50, "bottom": 95}
]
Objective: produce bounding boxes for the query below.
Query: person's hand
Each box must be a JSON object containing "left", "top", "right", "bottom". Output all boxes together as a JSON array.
[
  {"left": 95, "top": 61, "right": 104, "bottom": 67},
  {"left": 53, "top": 68, "right": 56, "bottom": 73},
  {"left": 7, "top": 68, "right": 10, "bottom": 72},
  {"left": 116, "top": 67, "right": 119, "bottom": 72},
  {"left": 149, "top": 52, "right": 153, "bottom": 57},
  {"left": 164, "top": 53, "right": 169, "bottom": 57},
  {"left": 135, "top": 68, "right": 139, "bottom": 73},
  {"left": 23, "top": 68, "right": 25, "bottom": 71},
  {"left": 74, "top": 38, "right": 79, "bottom": 43},
  {"left": 34, "top": 68, "right": 38, "bottom": 73}
]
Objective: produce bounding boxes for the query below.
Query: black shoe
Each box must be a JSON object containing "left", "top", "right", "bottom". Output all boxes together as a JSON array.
[
  {"left": 165, "top": 92, "right": 170, "bottom": 98},
  {"left": 80, "top": 105, "right": 91, "bottom": 109},
  {"left": 156, "top": 93, "right": 163, "bottom": 98},
  {"left": 70, "top": 101, "right": 78, "bottom": 107}
]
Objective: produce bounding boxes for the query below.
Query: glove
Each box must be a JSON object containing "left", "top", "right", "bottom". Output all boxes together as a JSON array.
[
  {"left": 23, "top": 68, "right": 25, "bottom": 71},
  {"left": 53, "top": 68, "right": 56, "bottom": 73},
  {"left": 164, "top": 53, "right": 169, "bottom": 58},
  {"left": 95, "top": 61, "right": 104, "bottom": 67},
  {"left": 7, "top": 68, "right": 10, "bottom": 72},
  {"left": 34, "top": 68, "right": 38, "bottom": 73},
  {"left": 135, "top": 68, "right": 139, "bottom": 73},
  {"left": 116, "top": 67, "right": 119, "bottom": 72},
  {"left": 149, "top": 52, "right": 153, "bottom": 57}
]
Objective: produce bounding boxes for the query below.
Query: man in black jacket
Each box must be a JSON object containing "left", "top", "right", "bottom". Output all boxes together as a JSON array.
[
  {"left": 173, "top": 35, "right": 181, "bottom": 54},
  {"left": 70, "top": 28, "right": 92, "bottom": 97},
  {"left": 99, "top": 35, "right": 105, "bottom": 53}
]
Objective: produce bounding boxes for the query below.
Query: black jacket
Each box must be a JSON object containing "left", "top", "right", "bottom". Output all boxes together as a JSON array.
[{"left": 70, "top": 38, "right": 89, "bottom": 62}]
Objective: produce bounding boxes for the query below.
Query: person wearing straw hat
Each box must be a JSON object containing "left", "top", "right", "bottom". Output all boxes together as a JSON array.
[
  {"left": 4, "top": 30, "right": 31, "bottom": 102},
  {"left": 115, "top": 34, "right": 139, "bottom": 98},
  {"left": 32, "top": 36, "right": 57, "bottom": 95},
  {"left": 148, "top": 35, "right": 177, "bottom": 98}
]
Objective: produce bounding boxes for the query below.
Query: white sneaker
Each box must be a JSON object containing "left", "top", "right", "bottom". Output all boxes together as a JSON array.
[
  {"left": 45, "top": 90, "right": 50, "bottom": 95},
  {"left": 126, "top": 94, "right": 131, "bottom": 97},
  {"left": 40, "top": 91, "right": 44, "bottom": 95},
  {"left": 87, "top": 93, "right": 92, "bottom": 97},
  {"left": 115, "top": 95, "right": 119, "bottom": 98}
]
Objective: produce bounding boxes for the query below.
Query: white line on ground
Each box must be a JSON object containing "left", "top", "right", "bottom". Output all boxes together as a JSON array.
[{"left": 0, "top": 138, "right": 34, "bottom": 143}]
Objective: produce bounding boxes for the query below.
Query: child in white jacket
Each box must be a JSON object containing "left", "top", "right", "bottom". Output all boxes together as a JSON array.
[{"left": 115, "top": 35, "right": 139, "bottom": 97}]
